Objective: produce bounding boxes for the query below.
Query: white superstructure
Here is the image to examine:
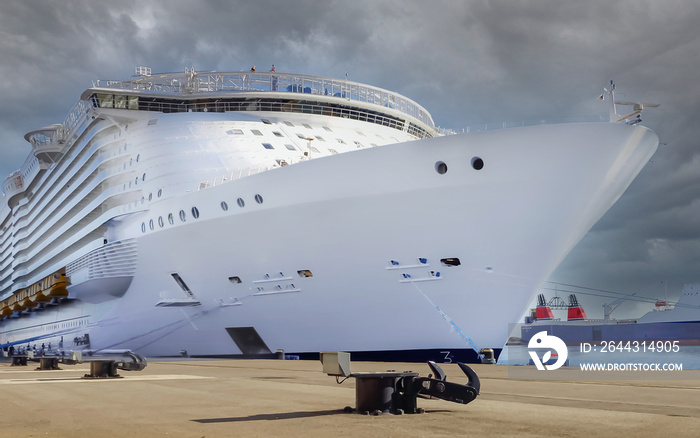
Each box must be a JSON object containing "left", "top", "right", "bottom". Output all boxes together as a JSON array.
[{"left": 0, "top": 69, "right": 658, "bottom": 361}]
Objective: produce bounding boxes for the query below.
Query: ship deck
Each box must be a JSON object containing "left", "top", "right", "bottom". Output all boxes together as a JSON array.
[{"left": 1, "top": 358, "right": 699, "bottom": 437}]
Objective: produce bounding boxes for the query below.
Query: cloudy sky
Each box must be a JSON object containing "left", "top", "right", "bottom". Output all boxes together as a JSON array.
[{"left": 1, "top": 0, "right": 699, "bottom": 318}]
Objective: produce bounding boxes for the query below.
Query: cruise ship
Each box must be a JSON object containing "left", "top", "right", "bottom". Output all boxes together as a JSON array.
[{"left": 0, "top": 68, "right": 659, "bottom": 362}]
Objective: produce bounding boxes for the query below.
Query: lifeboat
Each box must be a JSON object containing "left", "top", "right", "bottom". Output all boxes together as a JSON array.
[
  {"left": 47, "top": 270, "right": 69, "bottom": 298},
  {"left": 30, "top": 290, "right": 52, "bottom": 304},
  {"left": 0, "top": 268, "right": 71, "bottom": 320},
  {"left": 10, "top": 293, "right": 27, "bottom": 312},
  {"left": 0, "top": 299, "right": 12, "bottom": 318},
  {"left": 48, "top": 284, "right": 69, "bottom": 298},
  {"left": 27, "top": 280, "right": 48, "bottom": 304}
]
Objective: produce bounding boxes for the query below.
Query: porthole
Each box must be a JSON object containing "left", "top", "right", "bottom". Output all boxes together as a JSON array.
[
  {"left": 237, "top": 198, "right": 245, "bottom": 208},
  {"left": 141, "top": 222, "right": 146, "bottom": 233},
  {"left": 158, "top": 216, "right": 164, "bottom": 228},
  {"left": 149, "top": 219, "right": 154, "bottom": 230},
  {"left": 228, "top": 276, "right": 242, "bottom": 284},
  {"left": 157, "top": 189, "right": 162, "bottom": 198},
  {"left": 192, "top": 207, "right": 200, "bottom": 219},
  {"left": 179, "top": 210, "right": 186, "bottom": 222},
  {"left": 221, "top": 201, "right": 229, "bottom": 211},
  {"left": 142, "top": 172, "right": 146, "bottom": 181},
  {"left": 136, "top": 154, "right": 140, "bottom": 162},
  {"left": 148, "top": 193, "right": 153, "bottom": 201},
  {"left": 168, "top": 213, "right": 174, "bottom": 225},
  {"left": 471, "top": 157, "right": 484, "bottom": 170},
  {"left": 255, "top": 194, "right": 264, "bottom": 204},
  {"left": 435, "top": 161, "right": 448, "bottom": 174}
]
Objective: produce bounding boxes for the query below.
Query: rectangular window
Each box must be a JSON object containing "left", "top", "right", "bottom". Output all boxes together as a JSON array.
[
  {"left": 252, "top": 129, "right": 263, "bottom": 136},
  {"left": 284, "top": 144, "right": 296, "bottom": 151},
  {"left": 273, "top": 131, "right": 284, "bottom": 137},
  {"left": 262, "top": 143, "right": 274, "bottom": 150},
  {"left": 115, "top": 95, "right": 127, "bottom": 109},
  {"left": 97, "top": 94, "right": 114, "bottom": 108}
]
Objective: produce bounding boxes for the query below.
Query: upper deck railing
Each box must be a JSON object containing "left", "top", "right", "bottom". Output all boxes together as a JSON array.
[{"left": 90, "top": 68, "right": 435, "bottom": 129}]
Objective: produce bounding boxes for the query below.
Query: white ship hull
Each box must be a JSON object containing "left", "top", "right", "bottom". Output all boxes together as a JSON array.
[{"left": 2, "top": 122, "right": 657, "bottom": 359}]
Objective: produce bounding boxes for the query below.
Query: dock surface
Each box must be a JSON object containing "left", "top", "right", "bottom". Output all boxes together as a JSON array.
[{"left": 1, "top": 359, "right": 699, "bottom": 437}]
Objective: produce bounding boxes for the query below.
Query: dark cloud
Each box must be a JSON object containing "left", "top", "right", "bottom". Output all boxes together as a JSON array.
[{"left": 1, "top": 0, "right": 699, "bottom": 318}]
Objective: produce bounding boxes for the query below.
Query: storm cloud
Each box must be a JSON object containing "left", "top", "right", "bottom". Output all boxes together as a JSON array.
[{"left": 1, "top": 0, "right": 699, "bottom": 317}]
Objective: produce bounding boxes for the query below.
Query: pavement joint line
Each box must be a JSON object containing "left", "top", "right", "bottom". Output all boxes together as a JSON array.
[{"left": 0, "top": 374, "right": 214, "bottom": 384}]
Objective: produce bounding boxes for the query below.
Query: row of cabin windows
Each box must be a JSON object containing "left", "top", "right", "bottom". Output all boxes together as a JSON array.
[
  {"left": 228, "top": 122, "right": 389, "bottom": 149},
  {"left": 140, "top": 194, "right": 264, "bottom": 233},
  {"left": 261, "top": 138, "right": 375, "bottom": 152}
]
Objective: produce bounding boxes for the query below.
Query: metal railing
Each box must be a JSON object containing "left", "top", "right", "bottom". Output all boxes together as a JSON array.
[{"left": 92, "top": 70, "right": 435, "bottom": 129}]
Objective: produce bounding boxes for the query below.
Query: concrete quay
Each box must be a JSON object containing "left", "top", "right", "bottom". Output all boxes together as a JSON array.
[{"left": 1, "top": 359, "right": 699, "bottom": 437}]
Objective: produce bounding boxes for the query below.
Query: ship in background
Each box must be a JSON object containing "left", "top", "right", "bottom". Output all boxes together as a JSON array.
[
  {"left": 521, "top": 284, "right": 700, "bottom": 345},
  {"left": 0, "top": 68, "right": 659, "bottom": 362}
]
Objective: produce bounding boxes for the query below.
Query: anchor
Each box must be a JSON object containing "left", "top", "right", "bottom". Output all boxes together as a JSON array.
[{"left": 321, "top": 352, "right": 480, "bottom": 415}]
